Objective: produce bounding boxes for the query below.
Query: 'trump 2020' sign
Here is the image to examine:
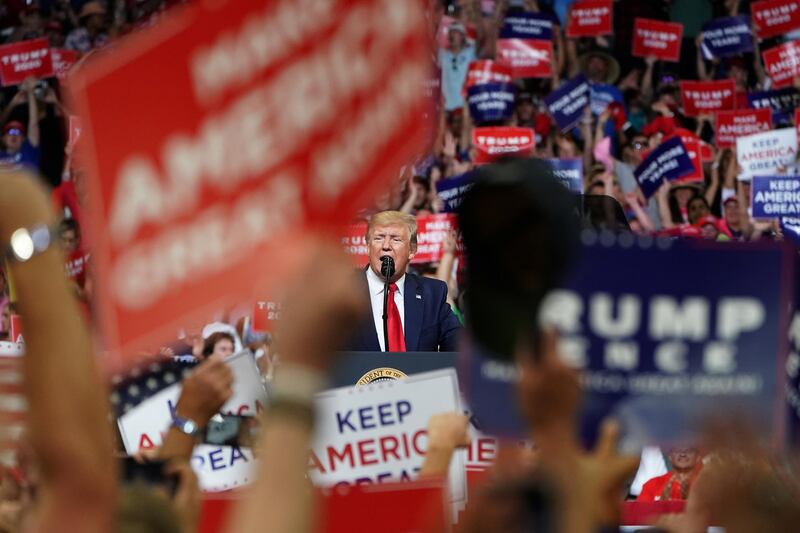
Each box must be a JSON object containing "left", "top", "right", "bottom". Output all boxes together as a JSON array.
[{"left": 71, "top": 0, "right": 431, "bottom": 362}]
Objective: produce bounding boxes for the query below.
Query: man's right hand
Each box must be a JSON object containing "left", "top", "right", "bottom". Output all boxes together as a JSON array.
[{"left": 174, "top": 354, "right": 234, "bottom": 426}]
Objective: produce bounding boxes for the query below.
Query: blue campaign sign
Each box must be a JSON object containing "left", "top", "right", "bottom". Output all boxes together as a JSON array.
[
  {"left": 499, "top": 13, "right": 554, "bottom": 40},
  {"left": 590, "top": 82, "right": 624, "bottom": 116},
  {"left": 435, "top": 171, "right": 475, "bottom": 212},
  {"left": 542, "top": 157, "right": 583, "bottom": 192},
  {"left": 781, "top": 217, "right": 800, "bottom": 245},
  {"left": 751, "top": 176, "right": 800, "bottom": 218},
  {"left": 467, "top": 82, "right": 516, "bottom": 124},
  {"left": 700, "top": 15, "right": 753, "bottom": 59},
  {"left": 634, "top": 137, "right": 694, "bottom": 198},
  {"left": 749, "top": 88, "right": 800, "bottom": 126},
  {"left": 462, "top": 238, "right": 793, "bottom": 446},
  {"left": 544, "top": 74, "right": 590, "bottom": 131}
]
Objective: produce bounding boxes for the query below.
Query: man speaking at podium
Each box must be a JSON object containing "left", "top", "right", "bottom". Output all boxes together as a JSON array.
[{"left": 344, "top": 211, "right": 461, "bottom": 352}]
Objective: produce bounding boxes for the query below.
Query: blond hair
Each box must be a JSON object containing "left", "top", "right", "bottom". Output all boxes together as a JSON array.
[{"left": 366, "top": 211, "right": 418, "bottom": 251}]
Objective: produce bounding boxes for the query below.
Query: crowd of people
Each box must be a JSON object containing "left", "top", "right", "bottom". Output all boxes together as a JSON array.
[{"left": 0, "top": 0, "right": 796, "bottom": 531}]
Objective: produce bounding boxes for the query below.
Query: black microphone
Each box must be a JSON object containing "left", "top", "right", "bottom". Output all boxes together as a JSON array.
[{"left": 380, "top": 256, "right": 395, "bottom": 280}]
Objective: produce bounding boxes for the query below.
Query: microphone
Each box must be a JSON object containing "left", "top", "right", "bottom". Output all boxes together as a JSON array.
[{"left": 380, "top": 256, "right": 395, "bottom": 280}]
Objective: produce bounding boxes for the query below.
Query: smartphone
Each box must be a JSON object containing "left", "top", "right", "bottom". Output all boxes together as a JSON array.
[
  {"left": 120, "top": 457, "right": 178, "bottom": 495},
  {"left": 203, "top": 414, "right": 259, "bottom": 447}
]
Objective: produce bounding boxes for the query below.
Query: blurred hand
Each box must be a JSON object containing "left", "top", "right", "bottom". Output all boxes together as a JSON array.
[
  {"left": 516, "top": 330, "right": 639, "bottom": 532},
  {"left": 443, "top": 131, "right": 457, "bottom": 159},
  {"left": 175, "top": 354, "right": 233, "bottom": 425},
  {"left": 442, "top": 230, "right": 457, "bottom": 254},
  {"left": 20, "top": 77, "right": 36, "bottom": 93},
  {"left": 275, "top": 240, "right": 366, "bottom": 371},
  {"left": 426, "top": 412, "right": 469, "bottom": 453}
]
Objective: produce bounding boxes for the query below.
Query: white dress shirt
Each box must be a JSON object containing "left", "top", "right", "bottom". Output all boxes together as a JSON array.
[{"left": 366, "top": 267, "right": 406, "bottom": 352}]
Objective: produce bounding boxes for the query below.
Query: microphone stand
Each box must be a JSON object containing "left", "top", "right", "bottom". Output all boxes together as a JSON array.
[
  {"left": 380, "top": 256, "right": 394, "bottom": 352},
  {"left": 382, "top": 276, "right": 390, "bottom": 352}
]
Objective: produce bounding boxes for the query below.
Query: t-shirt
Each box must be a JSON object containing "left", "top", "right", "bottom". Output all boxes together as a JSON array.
[
  {"left": 0, "top": 139, "right": 40, "bottom": 171},
  {"left": 438, "top": 45, "right": 477, "bottom": 111}
]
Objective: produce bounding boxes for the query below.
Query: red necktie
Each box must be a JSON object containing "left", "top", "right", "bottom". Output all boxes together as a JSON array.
[{"left": 387, "top": 283, "right": 406, "bottom": 352}]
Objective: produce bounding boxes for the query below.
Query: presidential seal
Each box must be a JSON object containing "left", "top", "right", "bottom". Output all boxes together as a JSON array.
[{"left": 355, "top": 367, "right": 407, "bottom": 386}]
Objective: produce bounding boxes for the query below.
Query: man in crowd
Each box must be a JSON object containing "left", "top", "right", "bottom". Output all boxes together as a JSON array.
[
  {"left": 638, "top": 446, "right": 703, "bottom": 502},
  {"left": 438, "top": 22, "right": 475, "bottom": 112},
  {"left": 344, "top": 210, "right": 461, "bottom": 352},
  {"left": 65, "top": 1, "right": 108, "bottom": 53},
  {"left": 0, "top": 79, "right": 40, "bottom": 171}
]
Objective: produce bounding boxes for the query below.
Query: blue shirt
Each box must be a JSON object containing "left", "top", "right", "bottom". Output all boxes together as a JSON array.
[
  {"left": 0, "top": 139, "right": 40, "bottom": 171},
  {"left": 590, "top": 83, "right": 624, "bottom": 116},
  {"left": 438, "top": 44, "right": 477, "bottom": 111}
]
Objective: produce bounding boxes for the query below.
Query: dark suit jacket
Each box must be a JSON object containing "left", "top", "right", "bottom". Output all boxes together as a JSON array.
[{"left": 344, "top": 270, "right": 462, "bottom": 352}]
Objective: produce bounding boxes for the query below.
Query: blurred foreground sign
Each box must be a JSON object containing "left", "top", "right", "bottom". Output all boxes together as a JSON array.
[
  {"left": 70, "top": 0, "right": 431, "bottom": 361},
  {"left": 463, "top": 239, "right": 793, "bottom": 446}
]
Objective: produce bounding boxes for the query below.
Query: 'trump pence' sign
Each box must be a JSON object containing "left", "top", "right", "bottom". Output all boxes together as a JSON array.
[
  {"left": 70, "top": 0, "right": 431, "bottom": 361},
  {"left": 309, "top": 369, "right": 466, "bottom": 502}
]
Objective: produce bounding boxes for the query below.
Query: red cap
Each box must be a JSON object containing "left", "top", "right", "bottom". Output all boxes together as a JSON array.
[{"left": 3, "top": 121, "right": 25, "bottom": 136}]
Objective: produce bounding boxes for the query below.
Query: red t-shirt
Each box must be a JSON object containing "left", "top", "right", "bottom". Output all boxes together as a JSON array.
[{"left": 637, "top": 466, "right": 701, "bottom": 502}]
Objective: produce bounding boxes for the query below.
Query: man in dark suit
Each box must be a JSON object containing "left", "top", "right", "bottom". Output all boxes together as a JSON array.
[{"left": 345, "top": 211, "right": 461, "bottom": 352}]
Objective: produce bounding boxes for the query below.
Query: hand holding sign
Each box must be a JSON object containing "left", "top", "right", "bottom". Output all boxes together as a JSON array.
[{"left": 173, "top": 354, "right": 234, "bottom": 428}]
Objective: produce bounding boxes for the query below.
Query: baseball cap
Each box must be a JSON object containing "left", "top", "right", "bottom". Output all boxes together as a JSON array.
[{"left": 449, "top": 22, "right": 466, "bottom": 34}]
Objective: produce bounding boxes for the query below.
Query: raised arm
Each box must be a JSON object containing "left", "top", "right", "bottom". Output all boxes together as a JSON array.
[
  {"left": 226, "top": 243, "right": 365, "bottom": 533},
  {"left": 22, "top": 79, "right": 40, "bottom": 148},
  {"left": 0, "top": 173, "right": 115, "bottom": 533}
]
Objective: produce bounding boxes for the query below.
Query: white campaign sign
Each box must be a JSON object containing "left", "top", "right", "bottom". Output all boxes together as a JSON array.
[
  {"left": 736, "top": 127, "right": 798, "bottom": 180},
  {"left": 309, "top": 368, "right": 467, "bottom": 503},
  {"left": 117, "top": 351, "right": 266, "bottom": 491}
]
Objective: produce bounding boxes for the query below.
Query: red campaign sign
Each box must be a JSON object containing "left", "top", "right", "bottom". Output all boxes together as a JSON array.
[
  {"left": 496, "top": 38, "right": 553, "bottom": 79},
  {"left": 679, "top": 80, "right": 736, "bottom": 116},
  {"left": 70, "top": 0, "right": 431, "bottom": 362},
  {"left": 632, "top": 18, "right": 683, "bottom": 62},
  {"left": 763, "top": 40, "right": 800, "bottom": 89},
  {"left": 0, "top": 38, "right": 53, "bottom": 87},
  {"left": 669, "top": 128, "right": 714, "bottom": 162},
  {"left": 464, "top": 60, "right": 513, "bottom": 90},
  {"left": 67, "top": 115, "right": 82, "bottom": 151},
  {"left": 252, "top": 300, "right": 281, "bottom": 333},
  {"left": 566, "top": 0, "right": 613, "bottom": 38},
  {"left": 412, "top": 213, "right": 462, "bottom": 264},
  {"left": 341, "top": 222, "right": 369, "bottom": 267},
  {"left": 673, "top": 140, "right": 704, "bottom": 184},
  {"left": 341, "top": 215, "right": 461, "bottom": 266},
  {"left": 715, "top": 109, "right": 773, "bottom": 148},
  {"left": 472, "top": 126, "right": 535, "bottom": 164},
  {"left": 751, "top": 0, "right": 800, "bottom": 38},
  {"left": 51, "top": 48, "right": 79, "bottom": 81},
  {"left": 318, "top": 481, "right": 447, "bottom": 533}
]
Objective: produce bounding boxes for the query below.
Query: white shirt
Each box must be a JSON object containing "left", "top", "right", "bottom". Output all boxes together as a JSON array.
[{"left": 366, "top": 268, "right": 406, "bottom": 352}]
